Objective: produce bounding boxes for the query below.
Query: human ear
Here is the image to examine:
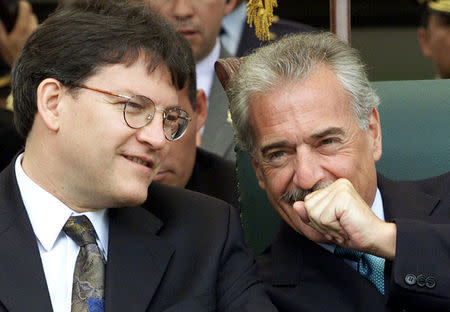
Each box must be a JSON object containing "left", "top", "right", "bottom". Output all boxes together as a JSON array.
[
  {"left": 36, "top": 78, "right": 65, "bottom": 132},
  {"left": 367, "top": 108, "right": 382, "bottom": 162},
  {"left": 195, "top": 89, "right": 208, "bottom": 131},
  {"left": 224, "top": 0, "right": 237, "bottom": 16},
  {"left": 417, "top": 27, "right": 432, "bottom": 58}
]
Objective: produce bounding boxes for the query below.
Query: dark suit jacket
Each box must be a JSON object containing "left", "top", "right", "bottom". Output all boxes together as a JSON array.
[
  {"left": 256, "top": 173, "right": 450, "bottom": 312},
  {"left": 0, "top": 159, "right": 276, "bottom": 311},
  {"left": 0, "top": 108, "right": 24, "bottom": 171},
  {"left": 186, "top": 147, "right": 239, "bottom": 209},
  {"left": 236, "top": 18, "right": 316, "bottom": 57}
]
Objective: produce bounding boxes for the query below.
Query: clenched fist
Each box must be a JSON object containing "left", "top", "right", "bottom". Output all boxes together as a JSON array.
[{"left": 292, "top": 178, "right": 397, "bottom": 260}]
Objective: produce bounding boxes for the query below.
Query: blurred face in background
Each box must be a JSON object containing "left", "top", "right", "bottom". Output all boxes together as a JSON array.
[
  {"left": 146, "top": 0, "right": 236, "bottom": 61},
  {"left": 153, "top": 86, "right": 207, "bottom": 187},
  {"left": 418, "top": 12, "right": 450, "bottom": 78}
]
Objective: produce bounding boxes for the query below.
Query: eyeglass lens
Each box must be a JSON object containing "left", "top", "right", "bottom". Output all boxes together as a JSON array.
[{"left": 123, "top": 95, "right": 189, "bottom": 141}]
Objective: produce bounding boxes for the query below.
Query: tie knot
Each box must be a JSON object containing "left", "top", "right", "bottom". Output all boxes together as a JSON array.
[
  {"left": 63, "top": 216, "right": 97, "bottom": 246},
  {"left": 334, "top": 246, "right": 363, "bottom": 262}
]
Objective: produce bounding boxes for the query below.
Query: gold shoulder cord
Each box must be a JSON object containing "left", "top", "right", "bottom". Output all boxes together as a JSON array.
[{"left": 246, "top": 0, "right": 278, "bottom": 41}]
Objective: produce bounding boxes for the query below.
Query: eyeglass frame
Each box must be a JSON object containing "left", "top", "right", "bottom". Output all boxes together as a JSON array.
[{"left": 70, "top": 83, "right": 191, "bottom": 141}]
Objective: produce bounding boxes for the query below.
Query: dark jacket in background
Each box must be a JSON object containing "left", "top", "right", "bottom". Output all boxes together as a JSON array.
[
  {"left": 236, "top": 18, "right": 316, "bottom": 57},
  {"left": 0, "top": 108, "right": 24, "bottom": 171},
  {"left": 186, "top": 147, "right": 239, "bottom": 210}
]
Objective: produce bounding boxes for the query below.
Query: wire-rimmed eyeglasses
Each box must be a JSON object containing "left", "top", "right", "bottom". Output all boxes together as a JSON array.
[{"left": 72, "top": 84, "right": 191, "bottom": 141}]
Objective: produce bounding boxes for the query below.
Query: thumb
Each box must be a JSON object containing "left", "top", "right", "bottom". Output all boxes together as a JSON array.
[{"left": 293, "top": 201, "right": 309, "bottom": 223}]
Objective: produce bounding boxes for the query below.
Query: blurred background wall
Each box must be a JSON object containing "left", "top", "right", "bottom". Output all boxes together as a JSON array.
[
  {"left": 30, "top": 0, "right": 435, "bottom": 81},
  {"left": 277, "top": 0, "right": 435, "bottom": 81}
]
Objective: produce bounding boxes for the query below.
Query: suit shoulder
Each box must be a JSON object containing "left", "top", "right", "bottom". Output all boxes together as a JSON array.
[
  {"left": 410, "top": 172, "right": 450, "bottom": 198},
  {"left": 146, "top": 181, "right": 232, "bottom": 221},
  {"left": 378, "top": 172, "right": 449, "bottom": 200}
]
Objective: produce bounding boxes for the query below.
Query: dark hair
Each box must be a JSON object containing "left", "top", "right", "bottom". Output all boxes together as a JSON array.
[
  {"left": 419, "top": 3, "right": 450, "bottom": 27},
  {"left": 12, "top": 0, "right": 191, "bottom": 138}
]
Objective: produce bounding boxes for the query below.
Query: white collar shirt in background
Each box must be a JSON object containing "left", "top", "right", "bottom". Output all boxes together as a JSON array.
[
  {"left": 195, "top": 38, "right": 221, "bottom": 102},
  {"left": 195, "top": 38, "right": 221, "bottom": 134},
  {"left": 15, "top": 154, "right": 109, "bottom": 312}
]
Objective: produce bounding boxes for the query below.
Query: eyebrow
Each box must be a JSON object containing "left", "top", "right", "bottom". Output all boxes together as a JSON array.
[
  {"left": 259, "top": 127, "right": 345, "bottom": 155},
  {"left": 311, "top": 127, "right": 345, "bottom": 139},
  {"left": 260, "top": 140, "right": 292, "bottom": 156}
]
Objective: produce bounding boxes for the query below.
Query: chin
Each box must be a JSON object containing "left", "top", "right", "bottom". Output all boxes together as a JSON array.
[{"left": 113, "top": 186, "right": 149, "bottom": 208}]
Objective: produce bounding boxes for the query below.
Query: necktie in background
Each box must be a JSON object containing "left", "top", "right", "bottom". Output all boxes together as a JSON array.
[
  {"left": 64, "top": 216, "right": 106, "bottom": 312},
  {"left": 334, "top": 246, "right": 385, "bottom": 294}
]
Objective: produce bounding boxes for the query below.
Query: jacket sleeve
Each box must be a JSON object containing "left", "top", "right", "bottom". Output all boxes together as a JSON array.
[{"left": 387, "top": 219, "right": 450, "bottom": 311}]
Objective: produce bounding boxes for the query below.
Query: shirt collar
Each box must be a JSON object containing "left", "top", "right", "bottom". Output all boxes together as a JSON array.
[
  {"left": 15, "top": 154, "right": 109, "bottom": 256},
  {"left": 195, "top": 39, "right": 221, "bottom": 99}
]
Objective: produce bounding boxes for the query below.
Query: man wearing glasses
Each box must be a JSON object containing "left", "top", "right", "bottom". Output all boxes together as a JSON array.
[{"left": 0, "top": 1, "right": 276, "bottom": 311}]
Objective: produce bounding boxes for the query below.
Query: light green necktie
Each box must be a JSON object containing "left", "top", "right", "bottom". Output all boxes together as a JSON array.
[{"left": 334, "top": 246, "right": 385, "bottom": 294}]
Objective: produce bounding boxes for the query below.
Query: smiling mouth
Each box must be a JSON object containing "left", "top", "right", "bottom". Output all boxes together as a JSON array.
[{"left": 125, "top": 156, "right": 151, "bottom": 168}]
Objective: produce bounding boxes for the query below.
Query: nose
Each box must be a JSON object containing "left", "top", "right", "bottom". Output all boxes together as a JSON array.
[
  {"left": 292, "top": 146, "right": 326, "bottom": 191},
  {"left": 171, "top": 0, "right": 194, "bottom": 19},
  {"left": 135, "top": 111, "right": 166, "bottom": 150}
]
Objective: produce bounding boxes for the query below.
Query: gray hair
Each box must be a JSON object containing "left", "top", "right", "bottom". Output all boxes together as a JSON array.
[{"left": 228, "top": 32, "right": 380, "bottom": 157}]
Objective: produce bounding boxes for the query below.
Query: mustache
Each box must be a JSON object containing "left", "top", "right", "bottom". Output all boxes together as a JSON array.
[
  {"left": 281, "top": 181, "right": 332, "bottom": 204},
  {"left": 173, "top": 20, "right": 199, "bottom": 32}
]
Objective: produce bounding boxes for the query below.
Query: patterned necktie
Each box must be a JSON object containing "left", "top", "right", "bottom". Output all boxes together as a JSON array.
[
  {"left": 334, "top": 246, "right": 385, "bottom": 294},
  {"left": 63, "top": 216, "right": 105, "bottom": 312}
]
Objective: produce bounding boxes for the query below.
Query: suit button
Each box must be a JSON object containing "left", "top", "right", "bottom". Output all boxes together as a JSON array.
[
  {"left": 425, "top": 276, "right": 436, "bottom": 289},
  {"left": 416, "top": 274, "right": 426, "bottom": 287},
  {"left": 405, "top": 273, "right": 416, "bottom": 285}
]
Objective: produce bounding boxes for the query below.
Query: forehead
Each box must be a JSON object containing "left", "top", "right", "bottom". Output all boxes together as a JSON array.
[
  {"left": 249, "top": 66, "right": 354, "bottom": 144},
  {"left": 85, "top": 58, "right": 178, "bottom": 107}
]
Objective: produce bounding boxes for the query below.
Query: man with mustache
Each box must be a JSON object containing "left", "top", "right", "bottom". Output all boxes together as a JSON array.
[
  {"left": 143, "top": 0, "right": 238, "bottom": 160},
  {"left": 227, "top": 32, "right": 449, "bottom": 311}
]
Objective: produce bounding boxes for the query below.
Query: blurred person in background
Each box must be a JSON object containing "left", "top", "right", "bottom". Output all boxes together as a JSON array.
[
  {"left": 143, "top": 0, "right": 238, "bottom": 161},
  {"left": 417, "top": 0, "right": 450, "bottom": 78},
  {"left": 221, "top": 0, "right": 316, "bottom": 57},
  {"left": 153, "top": 36, "right": 238, "bottom": 208},
  {"left": 0, "top": 0, "right": 37, "bottom": 170}
]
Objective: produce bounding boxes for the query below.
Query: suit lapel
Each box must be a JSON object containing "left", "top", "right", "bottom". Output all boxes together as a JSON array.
[
  {"left": 0, "top": 162, "right": 53, "bottom": 311},
  {"left": 105, "top": 206, "right": 174, "bottom": 312},
  {"left": 269, "top": 222, "right": 385, "bottom": 310},
  {"left": 270, "top": 222, "right": 365, "bottom": 287},
  {"left": 202, "top": 46, "right": 235, "bottom": 158},
  {"left": 377, "top": 174, "right": 440, "bottom": 221}
]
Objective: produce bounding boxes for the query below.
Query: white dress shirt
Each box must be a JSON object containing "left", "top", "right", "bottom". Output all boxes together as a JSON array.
[
  {"left": 195, "top": 38, "right": 221, "bottom": 134},
  {"left": 15, "top": 154, "right": 109, "bottom": 312},
  {"left": 195, "top": 38, "right": 221, "bottom": 102}
]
